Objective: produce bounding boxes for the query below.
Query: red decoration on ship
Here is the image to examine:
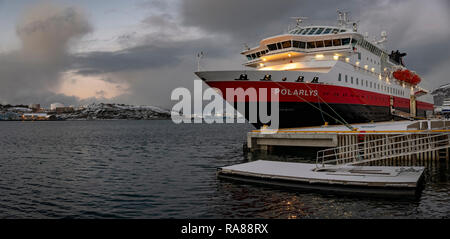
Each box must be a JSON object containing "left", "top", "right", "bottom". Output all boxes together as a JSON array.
[{"left": 392, "top": 69, "right": 421, "bottom": 85}]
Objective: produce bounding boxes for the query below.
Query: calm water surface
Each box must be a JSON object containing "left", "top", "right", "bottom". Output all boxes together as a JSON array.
[{"left": 0, "top": 120, "right": 448, "bottom": 218}]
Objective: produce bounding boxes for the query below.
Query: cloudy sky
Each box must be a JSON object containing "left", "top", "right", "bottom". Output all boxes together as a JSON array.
[{"left": 0, "top": 0, "right": 448, "bottom": 108}]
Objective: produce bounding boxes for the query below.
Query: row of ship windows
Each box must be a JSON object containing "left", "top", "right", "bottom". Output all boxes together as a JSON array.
[
  {"left": 289, "top": 27, "right": 346, "bottom": 35},
  {"left": 322, "top": 91, "right": 389, "bottom": 103},
  {"left": 358, "top": 39, "right": 383, "bottom": 57},
  {"left": 246, "top": 38, "right": 354, "bottom": 60},
  {"left": 338, "top": 73, "right": 406, "bottom": 97}
]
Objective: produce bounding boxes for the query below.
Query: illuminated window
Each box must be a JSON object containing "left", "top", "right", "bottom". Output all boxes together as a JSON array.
[{"left": 282, "top": 41, "right": 292, "bottom": 48}]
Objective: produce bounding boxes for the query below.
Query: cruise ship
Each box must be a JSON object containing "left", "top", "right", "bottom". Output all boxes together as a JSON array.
[{"left": 195, "top": 12, "right": 434, "bottom": 128}]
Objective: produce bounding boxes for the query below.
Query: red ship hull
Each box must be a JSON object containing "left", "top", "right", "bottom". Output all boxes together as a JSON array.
[{"left": 206, "top": 81, "right": 433, "bottom": 128}]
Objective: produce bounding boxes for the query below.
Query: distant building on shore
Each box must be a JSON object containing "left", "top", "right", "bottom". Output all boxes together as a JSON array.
[
  {"left": 50, "top": 103, "right": 65, "bottom": 111},
  {"left": 28, "top": 104, "right": 41, "bottom": 112},
  {"left": 22, "top": 113, "right": 56, "bottom": 121}
]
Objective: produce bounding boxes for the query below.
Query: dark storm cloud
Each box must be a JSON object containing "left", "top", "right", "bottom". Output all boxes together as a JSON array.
[
  {"left": 71, "top": 37, "right": 233, "bottom": 77},
  {"left": 180, "top": 0, "right": 362, "bottom": 42},
  {"left": 0, "top": 2, "right": 92, "bottom": 106}
]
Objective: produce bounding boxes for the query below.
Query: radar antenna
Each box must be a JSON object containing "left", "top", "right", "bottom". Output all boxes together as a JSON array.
[
  {"left": 375, "top": 31, "right": 388, "bottom": 45},
  {"left": 290, "top": 17, "right": 308, "bottom": 26},
  {"left": 337, "top": 10, "right": 352, "bottom": 28}
]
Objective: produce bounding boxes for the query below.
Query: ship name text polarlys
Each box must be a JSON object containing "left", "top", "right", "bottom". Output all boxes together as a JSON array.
[{"left": 275, "top": 88, "right": 318, "bottom": 96}]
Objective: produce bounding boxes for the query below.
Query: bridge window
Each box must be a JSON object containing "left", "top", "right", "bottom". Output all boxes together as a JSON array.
[
  {"left": 307, "top": 28, "right": 318, "bottom": 35},
  {"left": 276, "top": 42, "right": 282, "bottom": 50},
  {"left": 332, "top": 39, "right": 342, "bottom": 46},
  {"left": 251, "top": 53, "right": 256, "bottom": 59},
  {"left": 302, "top": 28, "right": 311, "bottom": 35},
  {"left": 282, "top": 40, "right": 292, "bottom": 48},
  {"left": 246, "top": 55, "right": 252, "bottom": 60},
  {"left": 342, "top": 38, "right": 351, "bottom": 45},
  {"left": 299, "top": 29, "right": 307, "bottom": 34},
  {"left": 324, "top": 40, "right": 333, "bottom": 47},
  {"left": 323, "top": 28, "right": 332, "bottom": 34},
  {"left": 307, "top": 42, "right": 316, "bottom": 49},
  {"left": 315, "top": 41, "right": 324, "bottom": 48},
  {"left": 292, "top": 40, "right": 306, "bottom": 49},
  {"left": 332, "top": 28, "right": 339, "bottom": 34},
  {"left": 299, "top": 41, "right": 306, "bottom": 48},
  {"left": 316, "top": 28, "right": 325, "bottom": 34},
  {"left": 267, "top": 44, "right": 277, "bottom": 51},
  {"left": 256, "top": 52, "right": 261, "bottom": 58}
]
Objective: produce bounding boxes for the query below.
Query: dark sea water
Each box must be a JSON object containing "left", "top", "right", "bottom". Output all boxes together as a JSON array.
[{"left": 0, "top": 120, "right": 448, "bottom": 219}]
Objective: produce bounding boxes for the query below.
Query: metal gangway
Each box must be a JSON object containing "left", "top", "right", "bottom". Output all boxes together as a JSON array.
[{"left": 315, "top": 132, "right": 450, "bottom": 169}]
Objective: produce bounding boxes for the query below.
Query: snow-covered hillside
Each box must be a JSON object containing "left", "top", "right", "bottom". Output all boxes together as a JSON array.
[{"left": 59, "top": 103, "right": 171, "bottom": 120}]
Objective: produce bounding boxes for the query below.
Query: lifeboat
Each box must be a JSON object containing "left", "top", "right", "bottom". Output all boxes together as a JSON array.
[{"left": 393, "top": 69, "right": 421, "bottom": 85}]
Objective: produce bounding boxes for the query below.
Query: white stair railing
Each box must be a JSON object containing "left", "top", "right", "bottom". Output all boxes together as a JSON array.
[{"left": 316, "top": 132, "right": 450, "bottom": 169}]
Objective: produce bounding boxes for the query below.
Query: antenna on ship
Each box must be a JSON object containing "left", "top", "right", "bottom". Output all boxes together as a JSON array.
[
  {"left": 290, "top": 16, "right": 308, "bottom": 26},
  {"left": 337, "top": 10, "right": 350, "bottom": 27},
  {"left": 375, "top": 31, "right": 388, "bottom": 46},
  {"left": 197, "top": 51, "right": 204, "bottom": 71}
]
